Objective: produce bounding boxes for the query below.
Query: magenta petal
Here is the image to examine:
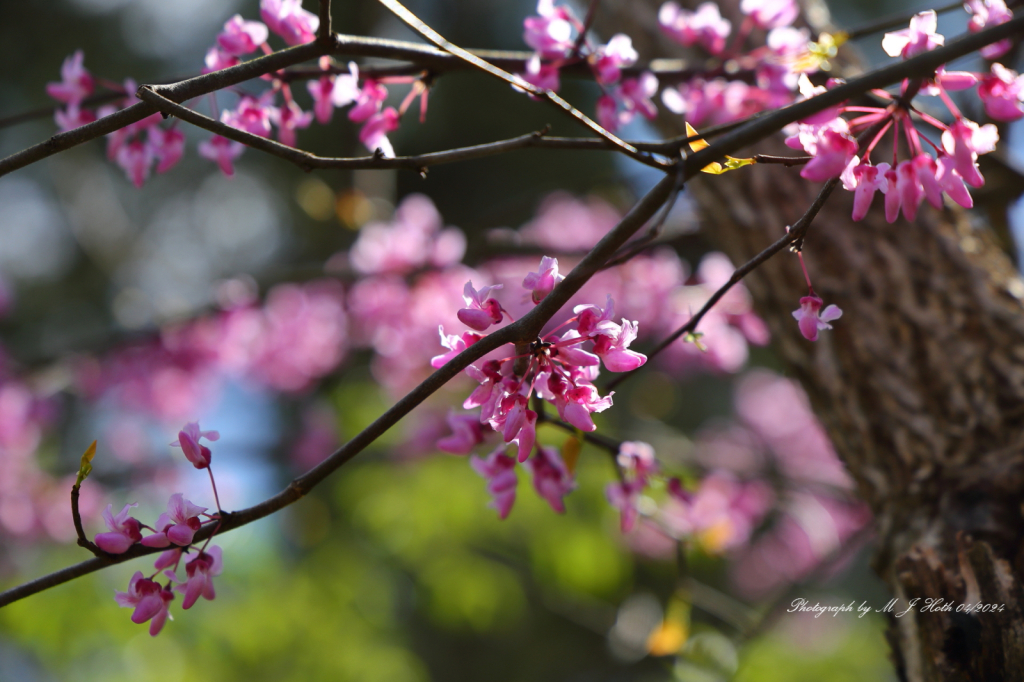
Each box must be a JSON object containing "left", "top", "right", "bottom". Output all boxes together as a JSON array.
[
  {"left": 457, "top": 308, "right": 494, "bottom": 332},
  {"left": 182, "top": 576, "right": 204, "bottom": 610},
  {"left": 131, "top": 594, "right": 163, "bottom": 624},
  {"left": 564, "top": 403, "right": 596, "bottom": 432},
  {"left": 167, "top": 524, "right": 196, "bottom": 546},
  {"left": 95, "top": 532, "right": 135, "bottom": 554},
  {"left": 141, "top": 533, "right": 171, "bottom": 548}
]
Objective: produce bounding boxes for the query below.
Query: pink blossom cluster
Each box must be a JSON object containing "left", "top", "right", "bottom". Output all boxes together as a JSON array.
[
  {"left": 470, "top": 443, "right": 576, "bottom": 518},
  {"left": 517, "top": 0, "right": 658, "bottom": 132},
  {"left": 788, "top": 10, "right": 1018, "bottom": 224},
  {"left": 101, "top": 423, "right": 225, "bottom": 636},
  {"left": 77, "top": 280, "right": 348, "bottom": 422},
  {"left": 658, "top": 0, "right": 807, "bottom": 128},
  {"left": 46, "top": 53, "right": 181, "bottom": 187}
]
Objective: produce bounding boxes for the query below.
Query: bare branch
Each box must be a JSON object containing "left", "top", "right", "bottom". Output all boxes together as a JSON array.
[
  {"left": 376, "top": 0, "right": 671, "bottom": 169},
  {"left": 317, "top": 0, "right": 332, "bottom": 42}
]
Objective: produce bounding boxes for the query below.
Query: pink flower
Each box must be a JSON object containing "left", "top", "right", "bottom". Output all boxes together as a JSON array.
[
  {"left": 591, "top": 35, "right": 637, "bottom": 85},
  {"left": 54, "top": 103, "right": 96, "bottom": 132},
  {"left": 348, "top": 80, "right": 389, "bottom": 123},
  {"left": 935, "top": 156, "right": 973, "bottom": 208},
  {"left": 977, "top": 64, "right": 1024, "bottom": 122},
  {"left": 792, "top": 294, "right": 842, "bottom": 341},
  {"left": 437, "top": 411, "right": 486, "bottom": 454},
  {"left": 523, "top": 0, "right": 575, "bottom": 58},
  {"left": 596, "top": 95, "right": 619, "bottom": 131},
  {"left": 561, "top": 383, "right": 614, "bottom": 432},
  {"left": 617, "top": 441, "right": 659, "bottom": 483},
  {"left": 222, "top": 95, "right": 277, "bottom": 138},
  {"left": 965, "top": 0, "right": 1013, "bottom": 59},
  {"left": 522, "top": 256, "right": 563, "bottom": 304},
  {"left": 471, "top": 448, "right": 518, "bottom": 519},
  {"left": 592, "top": 319, "right": 647, "bottom": 372},
  {"left": 198, "top": 135, "right": 245, "bottom": 177},
  {"left": 740, "top": 0, "right": 798, "bottom": 29},
  {"left": 46, "top": 50, "right": 95, "bottom": 105},
  {"left": 457, "top": 281, "right": 504, "bottom": 331},
  {"left": 501, "top": 396, "right": 538, "bottom": 462},
  {"left": 519, "top": 55, "right": 561, "bottom": 93},
  {"left": 606, "top": 480, "right": 643, "bottom": 532},
  {"left": 881, "top": 11, "right": 944, "bottom": 59},
  {"left": 204, "top": 47, "right": 240, "bottom": 74},
  {"left": 260, "top": 0, "right": 319, "bottom": 46},
  {"left": 942, "top": 119, "right": 998, "bottom": 188},
  {"left": 430, "top": 326, "right": 482, "bottom": 368},
  {"left": 525, "top": 446, "right": 575, "bottom": 512},
  {"left": 171, "top": 421, "right": 219, "bottom": 469},
  {"left": 619, "top": 72, "right": 659, "bottom": 120},
  {"left": 913, "top": 154, "right": 944, "bottom": 210},
  {"left": 884, "top": 167, "right": 901, "bottom": 222},
  {"left": 895, "top": 159, "right": 924, "bottom": 222},
  {"left": 143, "top": 493, "right": 208, "bottom": 547},
  {"left": 115, "top": 572, "right": 174, "bottom": 636},
  {"left": 308, "top": 75, "right": 338, "bottom": 124},
  {"left": 147, "top": 127, "right": 185, "bottom": 174},
  {"left": 799, "top": 128, "right": 857, "bottom": 182},
  {"left": 177, "top": 546, "right": 223, "bottom": 609},
  {"left": 272, "top": 100, "right": 314, "bottom": 147},
  {"left": 217, "top": 14, "right": 269, "bottom": 55},
  {"left": 659, "top": 1, "right": 732, "bottom": 55},
  {"left": 115, "top": 140, "right": 155, "bottom": 188},
  {"left": 331, "top": 62, "right": 361, "bottom": 108},
  {"left": 95, "top": 502, "right": 143, "bottom": 553},
  {"left": 358, "top": 107, "right": 400, "bottom": 157},
  {"left": 154, "top": 548, "right": 182, "bottom": 571},
  {"left": 841, "top": 160, "right": 890, "bottom": 221}
]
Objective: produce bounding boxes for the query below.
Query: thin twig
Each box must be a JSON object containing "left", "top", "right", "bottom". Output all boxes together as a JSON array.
[
  {"left": 844, "top": 0, "right": 979, "bottom": 41},
  {"left": 71, "top": 485, "right": 102, "bottom": 556},
  {"left": 376, "top": 0, "right": 670, "bottom": 169},
  {"left": 605, "top": 176, "right": 841, "bottom": 392}
]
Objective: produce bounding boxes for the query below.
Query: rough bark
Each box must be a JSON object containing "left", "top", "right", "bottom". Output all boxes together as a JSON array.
[{"left": 594, "top": 1, "right": 1024, "bottom": 679}]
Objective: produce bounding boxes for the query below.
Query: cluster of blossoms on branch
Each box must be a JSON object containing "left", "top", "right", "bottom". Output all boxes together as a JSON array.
[
  {"left": 95, "top": 423, "right": 224, "bottom": 636},
  {"left": 431, "top": 255, "right": 648, "bottom": 516}
]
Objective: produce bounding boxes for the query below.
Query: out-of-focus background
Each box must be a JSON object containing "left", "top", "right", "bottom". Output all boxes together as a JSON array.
[{"left": 1, "top": 0, "right": 1021, "bottom": 680}]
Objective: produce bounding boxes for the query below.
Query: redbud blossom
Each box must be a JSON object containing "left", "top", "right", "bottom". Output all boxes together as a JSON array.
[
  {"left": 457, "top": 281, "right": 504, "bottom": 331},
  {"left": 95, "top": 502, "right": 143, "bottom": 554},
  {"left": 520, "top": 55, "right": 561, "bottom": 93},
  {"left": 437, "top": 411, "right": 486, "bottom": 454},
  {"left": 525, "top": 446, "right": 576, "bottom": 513},
  {"left": 841, "top": 160, "right": 890, "bottom": 222},
  {"left": 46, "top": 51, "right": 94, "bottom": 105},
  {"left": 881, "top": 11, "right": 944, "bottom": 59},
  {"left": 148, "top": 127, "right": 185, "bottom": 174},
  {"left": 659, "top": 2, "right": 732, "bottom": 56},
  {"left": 977, "top": 64, "right": 1024, "bottom": 122},
  {"left": 260, "top": 0, "right": 319, "bottom": 46},
  {"left": 522, "top": 256, "right": 563, "bottom": 304},
  {"left": 942, "top": 119, "right": 998, "bottom": 188},
  {"left": 740, "top": 0, "right": 798, "bottom": 30},
  {"left": 222, "top": 95, "right": 277, "bottom": 138},
  {"left": 359, "top": 107, "right": 400, "bottom": 158},
  {"left": 217, "top": 14, "right": 269, "bottom": 55},
  {"left": 965, "top": 0, "right": 1013, "bottom": 59},
  {"left": 171, "top": 421, "right": 219, "bottom": 469},
  {"left": 430, "top": 327, "right": 482, "bottom": 369},
  {"left": 792, "top": 294, "right": 842, "bottom": 341},
  {"left": 54, "top": 104, "right": 95, "bottom": 132},
  {"left": 272, "top": 100, "right": 314, "bottom": 147},
  {"left": 198, "top": 135, "right": 245, "bottom": 177},
  {"left": 204, "top": 47, "right": 240, "bottom": 73},
  {"left": 591, "top": 35, "right": 638, "bottom": 85},
  {"left": 471, "top": 448, "right": 518, "bottom": 519},
  {"left": 178, "top": 546, "right": 223, "bottom": 609},
  {"left": 799, "top": 128, "right": 858, "bottom": 182},
  {"left": 143, "top": 493, "right": 208, "bottom": 547},
  {"left": 115, "top": 140, "right": 154, "bottom": 189},
  {"left": 523, "top": 0, "right": 575, "bottom": 58},
  {"left": 115, "top": 572, "right": 174, "bottom": 637}
]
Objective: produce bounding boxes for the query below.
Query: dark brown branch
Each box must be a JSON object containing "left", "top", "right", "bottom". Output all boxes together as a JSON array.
[
  {"left": 71, "top": 485, "right": 102, "bottom": 556},
  {"left": 753, "top": 154, "right": 812, "bottom": 166},
  {"left": 0, "top": 172, "right": 677, "bottom": 609},
  {"left": 136, "top": 87, "right": 668, "bottom": 170},
  {"left": 376, "top": 0, "right": 670, "bottom": 169},
  {"left": 317, "top": 0, "right": 332, "bottom": 42}
]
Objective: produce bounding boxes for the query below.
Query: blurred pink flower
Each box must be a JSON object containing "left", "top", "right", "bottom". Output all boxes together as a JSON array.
[
  {"left": 94, "top": 502, "right": 143, "bottom": 554},
  {"left": 46, "top": 51, "right": 94, "bottom": 104},
  {"left": 260, "top": 0, "right": 319, "bottom": 46},
  {"left": 471, "top": 448, "right": 518, "bottom": 519}
]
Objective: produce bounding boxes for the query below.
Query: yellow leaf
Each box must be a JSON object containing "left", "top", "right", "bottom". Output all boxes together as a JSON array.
[
  {"left": 561, "top": 436, "right": 581, "bottom": 475},
  {"left": 75, "top": 440, "right": 97, "bottom": 488},
  {"left": 685, "top": 122, "right": 755, "bottom": 175}
]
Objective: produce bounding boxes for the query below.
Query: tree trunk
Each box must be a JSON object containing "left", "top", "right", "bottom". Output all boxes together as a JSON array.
[{"left": 594, "top": 1, "right": 1024, "bottom": 678}]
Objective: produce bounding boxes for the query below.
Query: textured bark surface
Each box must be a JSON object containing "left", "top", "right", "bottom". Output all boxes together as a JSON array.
[{"left": 593, "top": 1, "right": 1024, "bottom": 679}]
